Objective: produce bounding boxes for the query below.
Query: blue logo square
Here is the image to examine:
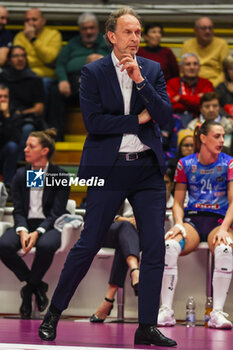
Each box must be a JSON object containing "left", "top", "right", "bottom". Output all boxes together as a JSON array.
[{"left": 26, "top": 169, "right": 45, "bottom": 188}]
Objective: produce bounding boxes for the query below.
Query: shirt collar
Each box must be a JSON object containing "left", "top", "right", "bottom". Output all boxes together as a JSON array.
[
  {"left": 200, "top": 114, "right": 221, "bottom": 123},
  {"left": 32, "top": 161, "right": 49, "bottom": 173}
]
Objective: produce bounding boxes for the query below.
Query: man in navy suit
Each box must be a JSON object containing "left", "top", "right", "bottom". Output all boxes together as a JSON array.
[{"left": 39, "top": 7, "right": 177, "bottom": 347}]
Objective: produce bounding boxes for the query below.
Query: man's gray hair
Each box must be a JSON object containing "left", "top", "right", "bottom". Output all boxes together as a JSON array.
[
  {"left": 180, "top": 52, "right": 200, "bottom": 66},
  {"left": 78, "top": 12, "right": 98, "bottom": 26},
  {"left": 104, "top": 7, "right": 142, "bottom": 48},
  {"left": 194, "top": 16, "right": 213, "bottom": 28}
]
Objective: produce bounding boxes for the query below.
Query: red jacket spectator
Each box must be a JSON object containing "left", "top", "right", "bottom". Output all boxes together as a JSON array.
[
  {"left": 138, "top": 46, "right": 179, "bottom": 82},
  {"left": 167, "top": 76, "right": 213, "bottom": 117}
]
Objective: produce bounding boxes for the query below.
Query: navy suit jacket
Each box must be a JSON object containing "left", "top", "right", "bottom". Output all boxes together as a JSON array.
[
  {"left": 11, "top": 163, "right": 70, "bottom": 232},
  {"left": 79, "top": 53, "right": 172, "bottom": 178}
]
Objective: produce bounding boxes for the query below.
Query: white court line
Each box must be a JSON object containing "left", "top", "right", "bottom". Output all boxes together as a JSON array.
[{"left": 0, "top": 344, "right": 136, "bottom": 350}]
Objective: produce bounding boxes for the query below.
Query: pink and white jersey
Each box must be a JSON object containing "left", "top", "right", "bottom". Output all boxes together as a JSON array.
[{"left": 174, "top": 152, "right": 233, "bottom": 215}]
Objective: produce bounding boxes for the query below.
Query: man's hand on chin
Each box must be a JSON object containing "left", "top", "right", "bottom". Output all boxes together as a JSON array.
[{"left": 119, "top": 54, "right": 143, "bottom": 83}]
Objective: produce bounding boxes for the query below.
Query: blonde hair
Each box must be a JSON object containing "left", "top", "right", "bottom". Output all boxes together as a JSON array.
[{"left": 223, "top": 54, "right": 233, "bottom": 81}]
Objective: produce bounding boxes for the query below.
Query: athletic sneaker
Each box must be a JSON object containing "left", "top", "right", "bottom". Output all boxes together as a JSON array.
[
  {"left": 208, "top": 310, "right": 232, "bottom": 329},
  {"left": 157, "top": 305, "right": 176, "bottom": 326}
]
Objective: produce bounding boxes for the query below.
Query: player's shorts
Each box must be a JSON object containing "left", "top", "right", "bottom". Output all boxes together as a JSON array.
[{"left": 183, "top": 211, "right": 233, "bottom": 242}]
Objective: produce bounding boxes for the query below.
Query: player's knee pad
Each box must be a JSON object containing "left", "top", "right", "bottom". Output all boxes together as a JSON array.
[
  {"left": 214, "top": 244, "right": 233, "bottom": 274},
  {"left": 164, "top": 239, "right": 181, "bottom": 272}
]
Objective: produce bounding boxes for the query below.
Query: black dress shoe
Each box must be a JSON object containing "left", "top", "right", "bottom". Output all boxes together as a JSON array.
[
  {"left": 20, "top": 284, "right": 33, "bottom": 319},
  {"left": 33, "top": 281, "right": 49, "bottom": 312},
  {"left": 134, "top": 325, "right": 177, "bottom": 347},
  {"left": 90, "top": 297, "right": 115, "bottom": 323},
  {"left": 90, "top": 314, "right": 105, "bottom": 323},
  {"left": 38, "top": 310, "right": 60, "bottom": 341}
]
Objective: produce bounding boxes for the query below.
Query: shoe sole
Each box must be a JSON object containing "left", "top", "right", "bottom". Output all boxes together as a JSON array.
[
  {"left": 208, "top": 322, "right": 232, "bottom": 330},
  {"left": 134, "top": 339, "right": 177, "bottom": 346},
  {"left": 157, "top": 320, "right": 176, "bottom": 327},
  {"left": 38, "top": 329, "right": 56, "bottom": 341},
  {"left": 134, "top": 340, "right": 151, "bottom": 345},
  {"left": 89, "top": 314, "right": 105, "bottom": 323}
]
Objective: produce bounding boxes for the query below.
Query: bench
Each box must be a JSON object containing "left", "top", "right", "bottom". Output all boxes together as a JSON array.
[
  {"left": 0, "top": 207, "right": 214, "bottom": 320},
  {"left": 0, "top": 201, "right": 83, "bottom": 317}
]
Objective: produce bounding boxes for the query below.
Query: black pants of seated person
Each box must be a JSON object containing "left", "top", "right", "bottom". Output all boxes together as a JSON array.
[
  {"left": 103, "top": 220, "right": 140, "bottom": 288},
  {"left": 47, "top": 84, "right": 78, "bottom": 141},
  {"left": 0, "top": 219, "right": 61, "bottom": 286}
]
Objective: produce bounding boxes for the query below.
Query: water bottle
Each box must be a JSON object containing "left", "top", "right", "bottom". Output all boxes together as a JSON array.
[
  {"left": 186, "top": 296, "right": 196, "bottom": 327},
  {"left": 204, "top": 297, "right": 213, "bottom": 328}
]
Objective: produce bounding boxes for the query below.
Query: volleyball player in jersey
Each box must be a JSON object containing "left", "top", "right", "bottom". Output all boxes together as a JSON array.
[{"left": 158, "top": 120, "right": 233, "bottom": 329}]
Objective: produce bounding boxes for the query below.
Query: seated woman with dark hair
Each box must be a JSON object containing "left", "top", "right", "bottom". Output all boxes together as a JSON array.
[
  {"left": 0, "top": 45, "right": 45, "bottom": 159},
  {"left": 0, "top": 128, "right": 70, "bottom": 319},
  {"left": 158, "top": 120, "right": 233, "bottom": 329},
  {"left": 137, "top": 23, "right": 179, "bottom": 82}
]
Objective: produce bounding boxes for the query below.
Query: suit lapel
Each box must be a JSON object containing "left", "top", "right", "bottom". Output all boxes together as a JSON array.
[
  {"left": 42, "top": 163, "right": 52, "bottom": 206},
  {"left": 102, "top": 54, "right": 146, "bottom": 114},
  {"left": 102, "top": 54, "right": 124, "bottom": 113},
  {"left": 131, "top": 56, "right": 145, "bottom": 113},
  {"left": 130, "top": 84, "right": 137, "bottom": 113},
  {"left": 25, "top": 166, "right": 30, "bottom": 211}
]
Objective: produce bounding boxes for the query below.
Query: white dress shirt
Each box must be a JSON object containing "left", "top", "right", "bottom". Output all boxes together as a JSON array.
[
  {"left": 28, "top": 163, "right": 49, "bottom": 219},
  {"left": 16, "top": 163, "right": 48, "bottom": 235},
  {"left": 111, "top": 51, "right": 150, "bottom": 153}
]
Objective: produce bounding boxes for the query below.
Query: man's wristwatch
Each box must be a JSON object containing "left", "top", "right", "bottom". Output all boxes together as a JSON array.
[
  {"left": 136, "top": 79, "right": 146, "bottom": 91},
  {"left": 36, "top": 228, "right": 45, "bottom": 236}
]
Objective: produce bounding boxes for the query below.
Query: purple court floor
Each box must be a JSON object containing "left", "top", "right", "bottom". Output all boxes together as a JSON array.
[{"left": 0, "top": 318, "right": 232, "bottom": 350}]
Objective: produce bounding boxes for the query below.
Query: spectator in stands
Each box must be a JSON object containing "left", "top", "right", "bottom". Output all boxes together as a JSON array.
[
  {"left": 158, "top": 120, "right": 233, "bottom": 330},
  {"left": 0, "top": 84, "right": 19, "bottom": 189},
  {"left": 0, "top": 129, "right": 70, "bottom": 319},
  {"left": 0, "top": 6, "right": 13, "bottom": 66},
  {"left": 167, "top": 52, "right": 213, "bottom": 128},
  {"left": 56, "top": 12, "right": 109, "bottom": 96},
  {"left": 13, "top": 8, "right": 62, "bottom": 96},
  {"left": 137, "top": 23, "right": 179, "bottom": 82},
  {"left": 0, "top": 45, "right": 45, "bottom": 159},
  {"left": 168, "top": 128, "right": 194, "bottom": 175},
  {"left": 47, "top": 12, "right": 109, "bottom": 141},
  {"left": 90, "top": 199, "right": 140, "bottom": 322},
  {"left": 182, "top": 17, "right": 229, "bottom": 87},
  {"left": 161, "top": 114, "right": 183, "bottom": 165},
  {"left": 215, "top": 54, "right": 233, "bottom": 118},
  {"left": 187, "top": 92, "right": 233, "bottom": 149}
]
